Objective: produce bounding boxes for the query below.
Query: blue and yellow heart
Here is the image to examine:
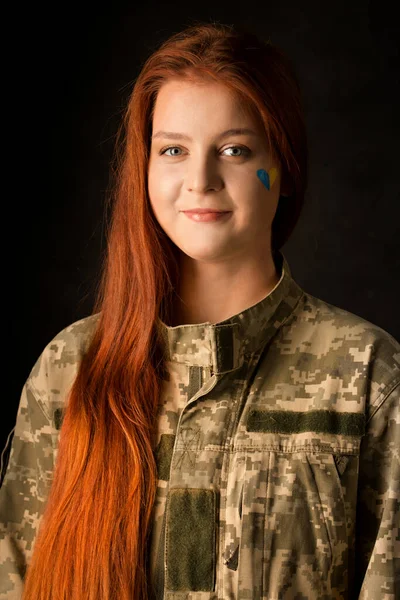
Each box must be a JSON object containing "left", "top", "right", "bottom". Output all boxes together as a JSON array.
[{"left": 257, "top": 168, "right": 278, "bottom": 191}]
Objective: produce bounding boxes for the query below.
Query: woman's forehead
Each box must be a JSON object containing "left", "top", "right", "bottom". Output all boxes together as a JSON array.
[{"left": 152, "top": 79, "right": 262, "bottom": 133}]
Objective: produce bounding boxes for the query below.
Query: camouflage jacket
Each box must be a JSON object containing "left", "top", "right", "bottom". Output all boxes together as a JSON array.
[{"left": 1, "top": 251, "right": 399, "bottom": 599}]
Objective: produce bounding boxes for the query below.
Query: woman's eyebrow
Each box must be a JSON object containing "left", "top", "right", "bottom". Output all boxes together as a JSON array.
[{"left": 151, "top": 128, "right": 258, "bottom": 141}]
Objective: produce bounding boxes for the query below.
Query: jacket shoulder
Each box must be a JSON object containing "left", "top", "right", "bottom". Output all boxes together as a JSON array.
[
  {"left": 300, "top": 292, "right": 399, "bottom": 350},
  {"left": 27, "top": 312, "right": 100, "bottom": 421},
  {"left": 289, "top": 292, "right": 400, "bottom": 409}
]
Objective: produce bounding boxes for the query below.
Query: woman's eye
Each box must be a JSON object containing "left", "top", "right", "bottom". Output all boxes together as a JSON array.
[
  {"left": 223, "top": 146, "right": 249, "bottom": 157},
  {"left": 161, "top": 146, "right": 183, "bottom": 156}
]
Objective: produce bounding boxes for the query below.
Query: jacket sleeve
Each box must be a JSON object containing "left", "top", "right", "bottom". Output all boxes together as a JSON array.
[
  {"left": 0, "top": 379, "right": 54, "bottom": 600},
  {"left": 355, "top": 378, "right": 400, "bottom": 599}
]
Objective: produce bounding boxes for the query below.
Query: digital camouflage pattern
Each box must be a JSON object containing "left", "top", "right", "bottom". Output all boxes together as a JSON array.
[{"left": 1, "top": 250, "right": 399, "bottom": 599}]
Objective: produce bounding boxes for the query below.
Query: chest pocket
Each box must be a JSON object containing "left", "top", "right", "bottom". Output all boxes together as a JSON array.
[{"left": 229, "top": 408, "right": 364, "bottom": 599}]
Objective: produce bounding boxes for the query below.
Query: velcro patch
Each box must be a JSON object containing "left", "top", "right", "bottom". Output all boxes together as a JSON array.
[
  {"left": 246, "top": 409, "right": 366, "bottom": 436},
  {"left": 155, "top": 434, "right": 175, "bottom": 481},
  {"left": 166, "top": 488, "right": 217, "bottom": 591}
]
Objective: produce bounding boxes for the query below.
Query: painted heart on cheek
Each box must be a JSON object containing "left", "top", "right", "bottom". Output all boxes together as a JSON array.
[{"left": 257, "top": 168, "right": 278, "bottom": 191}]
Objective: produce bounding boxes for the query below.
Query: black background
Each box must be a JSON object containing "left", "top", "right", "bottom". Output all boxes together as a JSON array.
[{"left": 5, "top": 1, "right": 399, "bottom": 451}]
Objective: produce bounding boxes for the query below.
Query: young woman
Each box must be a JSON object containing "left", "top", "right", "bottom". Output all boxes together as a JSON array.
[{"left": 0, "top": 21, "right": 398, "bottom": 600}]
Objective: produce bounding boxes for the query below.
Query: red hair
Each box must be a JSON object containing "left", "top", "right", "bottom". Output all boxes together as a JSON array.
[{"left": 22, "top": 20, "right": 308, "bottom": 600}]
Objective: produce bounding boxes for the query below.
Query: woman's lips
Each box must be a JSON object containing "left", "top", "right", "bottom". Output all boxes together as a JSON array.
[{"left": 182, "top": 210, "right": 232, "bottom": 222}]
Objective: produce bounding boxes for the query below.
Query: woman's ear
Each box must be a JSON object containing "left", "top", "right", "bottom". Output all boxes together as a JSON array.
[
  {"left": 280, "top": 186, "right": 291, "bottom": 198},
  {"left": 280, "top": 173, "right": 294, "bottom": 198}
]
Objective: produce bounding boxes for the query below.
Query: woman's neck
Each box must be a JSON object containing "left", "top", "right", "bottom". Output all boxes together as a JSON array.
[{"left": 170, "top": 250, "right": 280, "bottom": 326}]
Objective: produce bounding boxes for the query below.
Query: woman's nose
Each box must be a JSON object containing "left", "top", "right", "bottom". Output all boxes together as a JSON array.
[{"left": 186, "top": 155, "right": 222, "bottom": 193}]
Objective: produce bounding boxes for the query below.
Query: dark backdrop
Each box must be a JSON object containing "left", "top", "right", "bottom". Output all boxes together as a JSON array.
[{"left": 5, "top": 1, "right": 399, "bottom": 453}]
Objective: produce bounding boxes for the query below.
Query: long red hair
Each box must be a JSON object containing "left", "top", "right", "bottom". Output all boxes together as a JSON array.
[{"left": 22, "top": 20, "right": 308, "bottom": 600}]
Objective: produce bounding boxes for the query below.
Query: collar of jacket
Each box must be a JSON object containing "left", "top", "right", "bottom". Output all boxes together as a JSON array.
[{"left": 157, "top": 250, "right": 304, "bottom": 375}]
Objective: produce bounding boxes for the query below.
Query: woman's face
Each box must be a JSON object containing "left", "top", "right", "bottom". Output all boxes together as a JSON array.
[{"left": 148, "top": 78, "right": 283, "bottom": 264}]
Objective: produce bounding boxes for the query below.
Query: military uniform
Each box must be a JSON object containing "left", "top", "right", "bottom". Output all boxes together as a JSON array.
[{"left": 1, "top": 251, "right": 399, "bottom": 599}]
